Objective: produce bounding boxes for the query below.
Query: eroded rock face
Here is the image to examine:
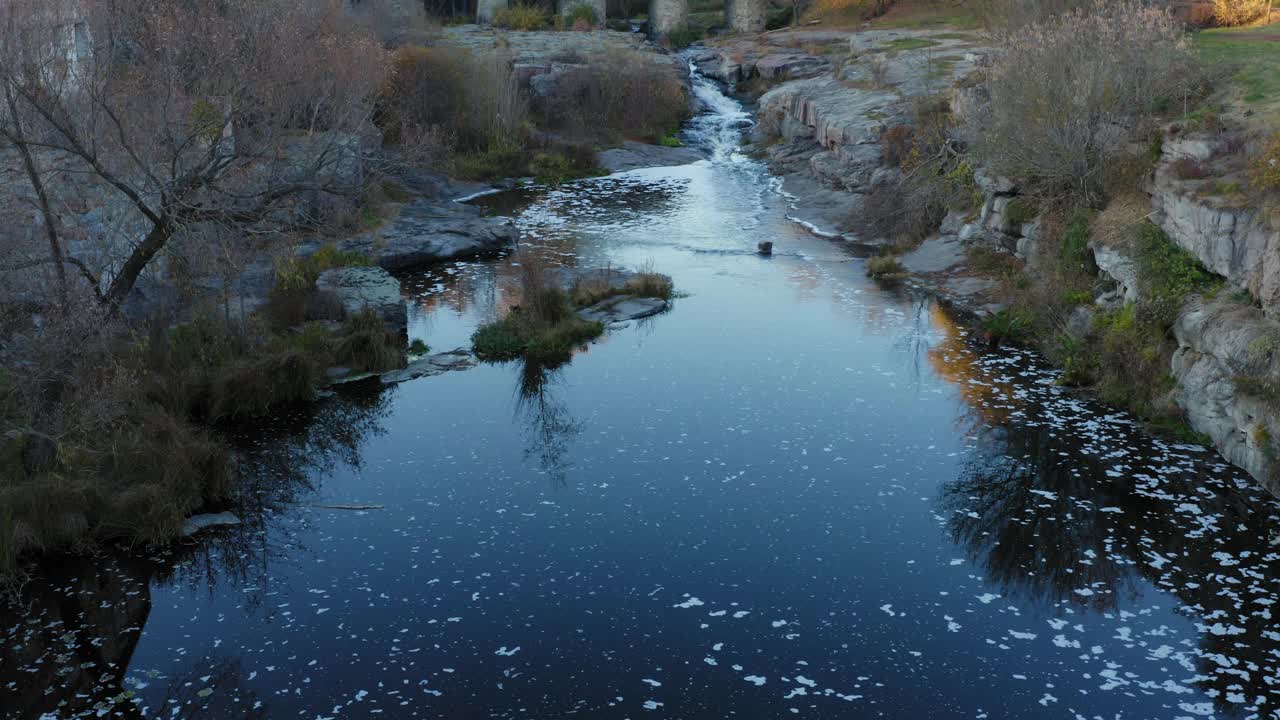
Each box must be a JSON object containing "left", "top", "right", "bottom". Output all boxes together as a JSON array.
[
  {"left": 1172, "top": 301, "right": 1279, "bottom": 489},
  {"left": 1150, "top": 146, "right": 1280, "bottom": 317},
  {"left": 1091, "top": 243, "right": 1140, "bottom": 303}
]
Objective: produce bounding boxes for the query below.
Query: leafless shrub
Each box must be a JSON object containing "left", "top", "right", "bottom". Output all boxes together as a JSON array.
[
  {"left": 380, "top": 45, "right": 527, "bottom": 154},
  {"left": 971, "top": 0, "right": 1201, "bottom": 204},
  {"left": 538, "top": 48, "right": 687, "bottom": 144}
]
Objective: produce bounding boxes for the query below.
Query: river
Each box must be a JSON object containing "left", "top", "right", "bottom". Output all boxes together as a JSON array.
[{"left": 3, "top": 68, "right": 1280, "bottom": 720}]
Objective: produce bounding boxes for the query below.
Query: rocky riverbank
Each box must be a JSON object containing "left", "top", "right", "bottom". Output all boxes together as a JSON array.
[{"left": 694, "top": 26, "right": 1280, "bottom": 493}]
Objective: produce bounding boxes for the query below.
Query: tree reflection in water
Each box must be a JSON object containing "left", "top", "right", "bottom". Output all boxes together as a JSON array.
[
  {"left": 0, "top": 385, "right": 394, "bottom": 719},
  {"left": 934, "top": 326, "right": 1280, "bottom": 714},
  {"left": 515, "top": 360, "right": 582, "bottom": 488}
]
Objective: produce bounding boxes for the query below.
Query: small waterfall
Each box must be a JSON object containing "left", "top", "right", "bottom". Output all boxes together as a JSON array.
[{"left": 683, "top": 61, "right": 756, "bottom": 164}]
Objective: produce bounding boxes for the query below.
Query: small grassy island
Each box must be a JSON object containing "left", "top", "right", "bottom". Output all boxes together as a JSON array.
[{"left": 472, "top": 254, "right": 674, "bottom": 363}]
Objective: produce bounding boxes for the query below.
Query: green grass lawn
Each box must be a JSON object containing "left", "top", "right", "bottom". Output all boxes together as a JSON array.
[{"left": 1197, "top": 23, "right": 1280, "bottom": 124}]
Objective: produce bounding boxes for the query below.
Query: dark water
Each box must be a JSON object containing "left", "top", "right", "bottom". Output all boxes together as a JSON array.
[{"left": 5, "top": 72, "right": 1280, "bottom": 720}]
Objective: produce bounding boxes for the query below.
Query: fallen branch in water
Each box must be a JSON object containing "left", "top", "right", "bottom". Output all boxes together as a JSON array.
[{"left": 310, "top": 503, "right": 385, "bottom": 511}]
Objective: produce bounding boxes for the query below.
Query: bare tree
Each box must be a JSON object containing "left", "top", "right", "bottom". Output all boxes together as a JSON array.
[{"left": 0, "top": 0, "right": 388, "bottom": 313}]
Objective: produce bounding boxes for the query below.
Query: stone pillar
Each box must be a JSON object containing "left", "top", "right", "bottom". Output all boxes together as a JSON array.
[
  {"left": 725, "top": 0, "right": 767, "bottom": 32},
  {"left": 648, "top": 0, "right": 688, "bottom": 36},
  {"left": 477, "top": 0, "right": 508, "bottom": 23},
  {"left": 559, "top": 0, "right": 607, "bottom": 25}
]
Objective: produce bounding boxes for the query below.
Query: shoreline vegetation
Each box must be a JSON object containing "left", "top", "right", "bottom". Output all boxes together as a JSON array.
[
  {"left": 756, "top": 0, "right": 1278, "bottom": 455},
  {"left": 0, "top": 0, "right": 692, "bottom": 576}
]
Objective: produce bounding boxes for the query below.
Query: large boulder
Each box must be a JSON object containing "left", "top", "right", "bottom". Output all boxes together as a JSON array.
[
  {"left": 339, "top": 200, "right": 517, "bottom": 271},
  {"left": 315, "top": 265, "right": 407, "bottom": 334}
]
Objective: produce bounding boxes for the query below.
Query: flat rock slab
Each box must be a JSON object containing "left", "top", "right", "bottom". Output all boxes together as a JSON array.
[
  {"left": 901, "top": 235, "right": 965, "bottom": 274},
  {"left": 338, "top": 200, "right": 517, "bottom": 271},
  {"left": 577, "top": 295, "right": 669, "bottom": 324},
  {"left": 181, "top": 512, "right": 241, "bottom": 538},
  {"left": 598, "top": 142, "right": 706, "bottom": 173},
  {"left": 380, "top": 350, "right": 477, "bottom": 384}
]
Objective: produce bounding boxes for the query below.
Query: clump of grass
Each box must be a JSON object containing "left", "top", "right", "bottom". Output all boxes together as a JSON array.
[
  {"left": 1, "top": 404, "right": 236, "bottom": 571},
  {"left": 529, "top": 143, "right": 602, "bottom": 185},
  {"left": 625, "top": 270, "right": 674, "bottom": 300},
  {"left": 1251, "top": 132, "right": 1280, "bottom": 191},
  {"left": 492, "top": 3, "right": 549, "bottom": 30},
  {"left": 664, "top": 27, "right": 705, "bottom": 50},
  {"left": 563, "top": 2, "right": 599, "bottom": 27},
  {"left": 866, "top": 255, "right": 907, "bottom": 280},
  {"left": 201, "top": 351, "right": 317, "bottom": 424},
  {"left": 453, "top": 141, "right": 529, "bottom": 181},
  {"left": 274, "top": 244, "right": 371, "bottom": 294},
  {"left": 1005, "top": 197, "right": 1040, "bottom": 226},
  {"left": 982, "top": 307, "right": 1034, "bottom": 344},
  {"left": 473, "top": 311, "right": 604, "bottom": 362},
  {"left": 409, "top": 339, "right": 430, "bottom": 356},
  {"left": 330, "top": 310, "right": 408, "bottom": 374}
]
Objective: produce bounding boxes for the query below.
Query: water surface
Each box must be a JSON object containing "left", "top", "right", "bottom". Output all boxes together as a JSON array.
[{"left": 4, "top": 70, "right": 1280, "bottom": 720}]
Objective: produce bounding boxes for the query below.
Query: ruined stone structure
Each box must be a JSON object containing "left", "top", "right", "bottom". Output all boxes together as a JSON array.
[
  {"left": 649, "top": 0, "right": 768, "bottom": 36},
  {"left": 648, "top": 0, "right": 689, "bottom": 35},
  {"left": 560, "top": 0, "right": 608, "bottom": 24},
  {"left": 472, "top": 0, "right": 769, "bottom": 34},
  {"left": 476, "top": 0, "right": 508, "bottom": 23}
]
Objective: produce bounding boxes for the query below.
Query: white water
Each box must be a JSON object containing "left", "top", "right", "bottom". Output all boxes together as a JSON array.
[{"left": 684, "top": 61, "right": 758, "bottom": 165}]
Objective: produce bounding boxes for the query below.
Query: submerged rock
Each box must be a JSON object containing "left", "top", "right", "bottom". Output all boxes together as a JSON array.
[
  {"left": 577, "top": 296, "right": 669, "bottom": 324},
  {"left": 757, "top": 241, "right": 774, "bottom": 255},
  {"left": 315, "top": 265, "right": 407, "bottom": 334},
  {"left": 380, "top": 350, "right": 477, "bottom": 384},
  {"left": 181, "top": 512, "right": 241, "bottom": 537}
]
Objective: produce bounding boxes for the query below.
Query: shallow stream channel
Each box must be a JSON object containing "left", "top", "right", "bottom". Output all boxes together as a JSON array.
[{"left": 4, "top": 68, "right": 1280, "bottom": 720}]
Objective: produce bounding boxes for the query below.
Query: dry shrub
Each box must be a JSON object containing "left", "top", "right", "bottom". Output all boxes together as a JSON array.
[
  {"left": 857, "top": 180, "right": 947, "bottom": 247},
  {"left": 0, "top": 305, "right": 241, "bottom": 570},
  {"left": 882, "top": 125, "right": 914, "bottom": 167},
  {"left": 1174, "top": 156, "right": 1209, "bottom": 180},
  {"left": 1212, "top": 0, "right": 1272, "bottom": 26},
  {"left": 380, "top": 46, "right": 528, "bottom": 154},
  {"left": 1251, "top": 133, "right": 1280, "bottom": 192},
  {"left": 493, "top": 3, "right": 550, "bottom": 30},
  {"left": 972, "top": 0, "right": 1201, "bottom": 204},
  {"left": 804, "top": 0, "right": 894, "bottom": 23},
  {"left": 1091, "top": 193, "right": 1151, "bottom": 249},
  {"left": 539, "top": 49, "right": 688, "bottom": 143}
]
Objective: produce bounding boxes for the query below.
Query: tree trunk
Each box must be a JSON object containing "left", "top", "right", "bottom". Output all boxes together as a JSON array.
[
  {"left": 102, "top": 219, "right": 175, "bottom": 313},
  {"left": 4, "top": 83, "right": 68, "bottom": 307}
]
